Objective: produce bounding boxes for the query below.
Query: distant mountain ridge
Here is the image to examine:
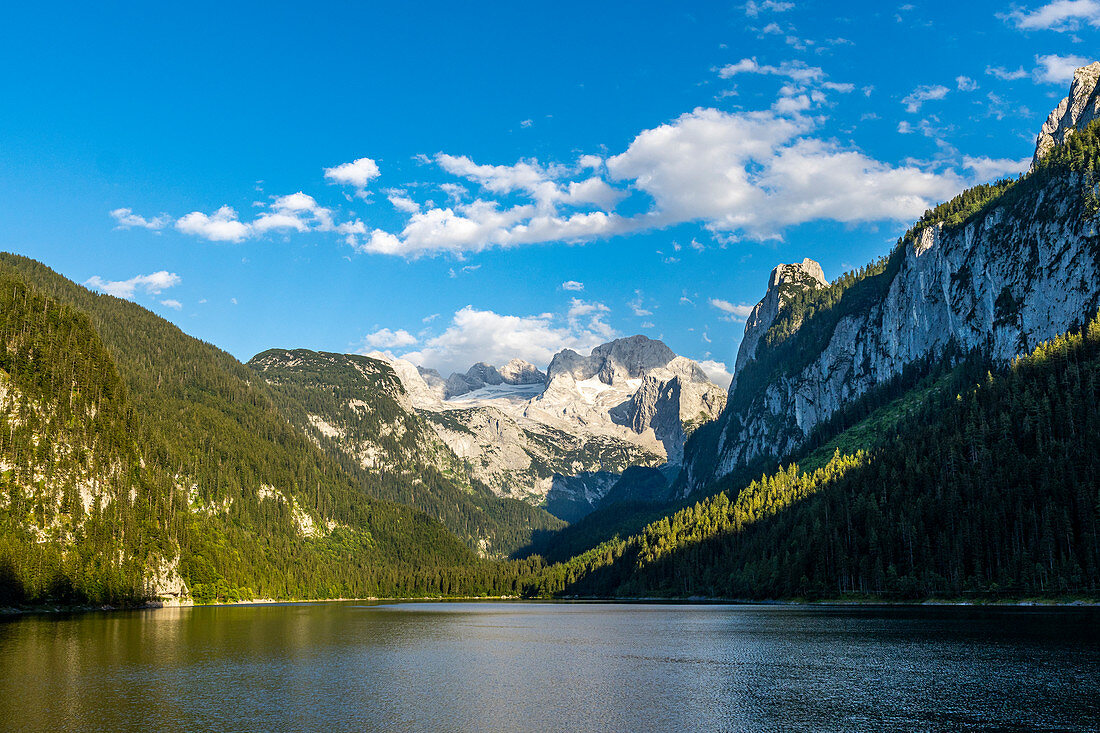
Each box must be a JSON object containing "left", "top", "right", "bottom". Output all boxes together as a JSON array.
[{"left": 369, "top": 335, "right": 725, "bottom": 519}]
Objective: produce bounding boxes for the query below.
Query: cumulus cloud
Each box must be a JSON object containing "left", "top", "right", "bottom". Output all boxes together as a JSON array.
[
  {"left": 1034, "top": 53, "right": 1093, "bottom": 84},
  {"left": 324, "top": 157, "right": 381, "bottom": 196},
  {"left": 698, "top": 359, "right": 734, "bottom": 389},
  {"left": 253, "top": 192, "right": 334, "bottom": 234},
  {"left": 963, "top": 155, "right": 1031, "bottom": 181},
  {"left": 362, "top": 328, "right": 418, "bottom": 349},
  {"left": 1007, "top": 0, "right": 1100, "bottom": 31},
  {"left": 176, "top": 206, "right": 251, "bottom": 242},
  {"left": 901, "top": 84, "right": 949, "bottom": 113},
  {"left": 387, "top": 192, "right": 421, "bottom": 213},
  {"left": 561, "top": 280, "right": 585, "bottom": 291},
  {"left": 605, "top": 107, "right": 963, "bottom": 240},
  {"left": 123, "top": 78, "right": 965, "bottom": 256},
  {"left": 110, "top": 208, "right": 170, "bottom": 231},
  {"left": 708, "top": 298, "right": 755, "bottom": 322},
  {"left": 160, "top": 299, "right": 183, "bottom": 310},
  {"left": 985, "top": 65, "right": 1029, "bottom": 81},
  {"left": 396, "top": 304, "right": 617, "bottom": 374},
  {"left": 85, "top": 271, "right": 181, "bottom": 300}
]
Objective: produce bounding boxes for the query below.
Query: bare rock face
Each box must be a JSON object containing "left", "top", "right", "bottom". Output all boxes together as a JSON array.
[
  {"left": 547, "top": 334, "right": 678, "bottom": 384},
  {"left": 377, "top": 335, "right": 726, "bottom": 518},
  {"left": 499, "top": 358, "right": 547, "bottom": 385},
  {"left": 733, "top": 258, "right": 828, "bottom": 380},
  {"left": 1033, "top": 61, "right": 1100, "bottom": 167}
]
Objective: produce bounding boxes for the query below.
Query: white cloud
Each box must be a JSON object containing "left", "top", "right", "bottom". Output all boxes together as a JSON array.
[
  {"left": 176, "top": 206, "right": 250, "bottom": 242},
  {"left": 448, "top": 264, "right": 481, "bottom": 278},
  {"left": 698, "top": 359, "right": 733, "bottom": 389},
  {"left": 388, "top": 192, "right": 421, "bottom": 213},
  {"left": 963, "top": 155, "right": 1031, "bottom": 181},
  {"left": 901, "top": 84, "right": 949, "bottom": 113},
  {"left": 253, "top": 192, "right": 334, "bottom": 234},
  {"left": 1034, "top": 53, "right": 1092, "bottom": 84},
  {"left": 110, "top": 208, "right": 169, "bottom": 231},
  {"left": 397, "top": 305, "right": 617, "bottom": 374},
  {"left": 578, "top": 154, "right": 604, "bottom": 170},
  {"left": 1008, "top": 0, "right": 1100, "bottom": 31},
  {"left": 628, "top": 290, "right": 652, "bottom": 317},
  {"left": 708, "top": 298, "right": 755, "bottom": 322},
  {"left": 605, "top": 107, "right": 963, "bottom": 240},
  {"left": 439, "top": 182, "right": 469, "bottom": 201},
  {"left": 717, "top": 58, "right": 824, "bottom": 83},
  {"left": 160, "top": 299, "right": 183, "bottom": 310},
  {"left": 137, "top": 82, "right": 962, "bottom": 256},
  {"left": 363, "top": 328, "right": 418, "bottom": 348},
  {"left": 985, "top": 65, "right": 1029, "bottom": 81},
  {"left": 561, "top": 280, "right": 585, "bottom": 291},
  {"left": 86, "top": 271, "right": 181, "bottom": 300},
  {"left": 744, "top": 0, "right": 794, "bottom": 17},
  {"left": 324, "top": 157, "right": 381, "bottom": 196},
  {"left": 956, "top": 76, "right": 979, "bottom": 91}
]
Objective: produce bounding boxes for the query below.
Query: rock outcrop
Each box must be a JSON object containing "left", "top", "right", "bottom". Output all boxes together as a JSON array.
[
  {"left": 1034, "top": 61, "right": 1100, "bottom": 167},
  {"left": 733, "top": 258, "right": 828, "bottom": 380},
  {"left": 499, "top": 358, "right": 547, "bottom": 385}
]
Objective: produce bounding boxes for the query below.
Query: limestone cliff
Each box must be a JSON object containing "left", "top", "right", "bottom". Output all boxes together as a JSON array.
[
  {"left": 1034, "top": 61, "right": 1100, "bottom": 167},
  {"left": 683, "top": 62, "right": 1100, "bottom": 495}
]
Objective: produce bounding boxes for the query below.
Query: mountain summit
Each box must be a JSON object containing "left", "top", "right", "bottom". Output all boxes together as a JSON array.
[{"left": 1034, "top": 60, "right": 1100, "bottom": 167}]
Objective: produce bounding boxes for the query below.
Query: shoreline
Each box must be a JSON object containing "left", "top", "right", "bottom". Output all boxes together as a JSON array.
[{"left": 3, "top": 594, "right": 1098, "bottom": 618}]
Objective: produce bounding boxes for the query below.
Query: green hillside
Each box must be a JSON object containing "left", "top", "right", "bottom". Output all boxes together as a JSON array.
[
  {"left": 248, "top": 348, "right": 564, "bottom": 558},
  {"left": 0, "top": 254, "right": 483, "bottom": 606}
]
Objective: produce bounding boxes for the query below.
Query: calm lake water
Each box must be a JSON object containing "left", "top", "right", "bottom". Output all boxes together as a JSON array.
[{"left": 1, "top": 601, "right": 1098, "bottom": 732}]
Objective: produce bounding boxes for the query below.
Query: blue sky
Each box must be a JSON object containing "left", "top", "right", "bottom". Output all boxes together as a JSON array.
[{"left": 1, "top": 1, "right": 1097, "bottom": 384}]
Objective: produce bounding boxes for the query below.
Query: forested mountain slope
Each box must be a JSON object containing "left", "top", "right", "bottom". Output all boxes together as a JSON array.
[
  {"left": 248, "top": 349, "right": 564, "bottom": 558},
  {"left": 0, "top": 254, "right": 483, "bottom": 606},
  {"left": 545, "top": 312, "right": 1100, "bottom": 599}
]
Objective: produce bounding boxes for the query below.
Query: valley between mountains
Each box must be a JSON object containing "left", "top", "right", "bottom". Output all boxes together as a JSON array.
[{"left": 3, "top": 63, "right": 1100, "bottom": 608}]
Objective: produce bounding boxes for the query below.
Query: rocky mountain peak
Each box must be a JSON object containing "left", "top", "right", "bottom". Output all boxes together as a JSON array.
[
  {"left": 499, "top": 358, "right": 547, "bottom": 385},
  {"left": 1034, "top": 60, "right": 1100, "bottom": 167},
  {"left": 734, "top": 258, "right": 828, "bottom": 377},
  {"left": 547, "top": 335, "right": 678, "bottom": 384}
]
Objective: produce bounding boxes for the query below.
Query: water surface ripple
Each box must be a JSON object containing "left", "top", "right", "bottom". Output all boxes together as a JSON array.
[{"left": 1, "top": 602, "right": 1097, "bottom": 731}]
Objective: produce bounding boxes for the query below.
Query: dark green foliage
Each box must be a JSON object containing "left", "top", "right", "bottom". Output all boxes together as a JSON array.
[
  {"left": 0, "top": 254, "right": 507, "bottom": 606},
  {"left": 0, "top": 272, "right": 157, "bottom": 604}
]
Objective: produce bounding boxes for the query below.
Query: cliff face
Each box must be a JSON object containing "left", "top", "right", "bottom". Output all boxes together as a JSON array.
[
  {"left": 733, "top": 259, "right": 828, "bottom": 380},
  {"left": 683, "top": 64, "right": 1100, "bottom": 495}
]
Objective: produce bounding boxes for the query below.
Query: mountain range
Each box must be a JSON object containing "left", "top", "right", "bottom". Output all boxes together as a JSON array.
[{"left": 2, "top": 61, "right": 1100, "bottom": 607}]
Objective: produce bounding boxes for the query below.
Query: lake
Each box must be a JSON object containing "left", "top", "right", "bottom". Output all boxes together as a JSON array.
[{"left": 1, "top": 602, "right": 1098, "bottom": 731}]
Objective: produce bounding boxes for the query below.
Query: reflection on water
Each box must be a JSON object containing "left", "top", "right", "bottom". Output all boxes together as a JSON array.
[{"left": 1, "top": 602, "right": 1098, "bottom": 732}]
